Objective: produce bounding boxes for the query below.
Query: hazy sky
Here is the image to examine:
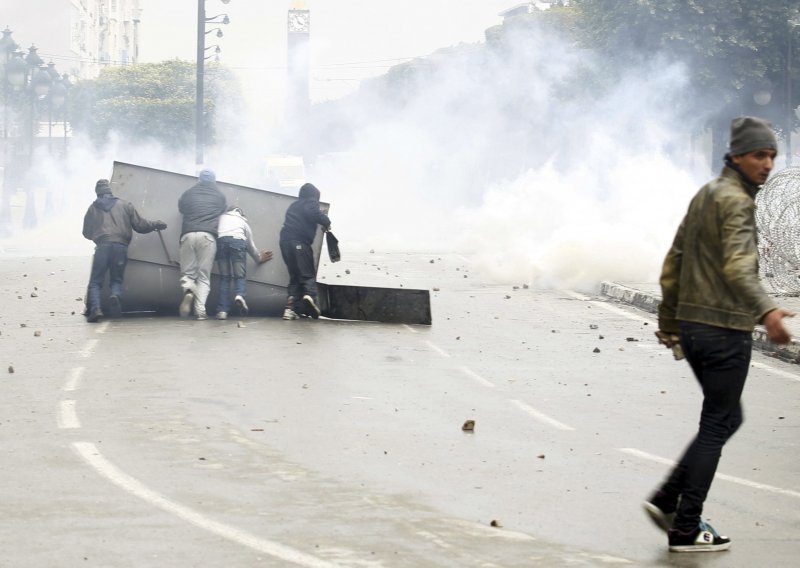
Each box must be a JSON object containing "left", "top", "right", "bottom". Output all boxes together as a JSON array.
[{"left": 138, "top": 1, "right": 517, "bottom": 105}]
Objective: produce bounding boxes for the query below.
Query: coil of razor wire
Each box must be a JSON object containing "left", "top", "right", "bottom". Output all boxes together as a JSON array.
[{"left": 756, "top": 166, "right": 800, "bottom": 295}]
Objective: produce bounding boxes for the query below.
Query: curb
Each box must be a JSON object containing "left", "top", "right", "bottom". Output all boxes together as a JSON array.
[{"left": 600, "top": 281, "right": 800, "bottom": 363}]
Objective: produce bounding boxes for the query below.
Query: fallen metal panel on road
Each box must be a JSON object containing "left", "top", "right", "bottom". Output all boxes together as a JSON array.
[{"left": 318, "top": 282, "right": 432, "bottom": 325}]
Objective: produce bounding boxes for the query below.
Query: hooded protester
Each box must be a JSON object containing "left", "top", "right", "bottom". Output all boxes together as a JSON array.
[
  {"left": 177, "top": 168, "right": 227, "bottom": 320},
  {"left": 214, "top": 206, "right": 273, "bottom": 320},
  {"left": 278, "top": 182, "right": 331, "bottom": 320},
  {"left": 82, "top": 179, "right": 167, "bottom": 322},
  {"left": 645, "top": 117, "right": 793, "bottom": 552}
]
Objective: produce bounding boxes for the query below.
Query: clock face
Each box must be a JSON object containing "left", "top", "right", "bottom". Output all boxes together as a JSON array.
[{"left": 288, "top": 11, "right": 309, "bottom": 33}]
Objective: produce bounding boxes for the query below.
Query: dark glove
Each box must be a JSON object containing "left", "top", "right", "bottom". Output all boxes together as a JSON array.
[{"left": 154, "top": 221, "right": 167, "bottom": 231}]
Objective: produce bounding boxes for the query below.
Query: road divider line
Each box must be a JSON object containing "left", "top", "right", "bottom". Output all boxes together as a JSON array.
[
  {"left": 403, "top": 324, "right": 418, "bottom": 334},
  {"left": 80, "top": 339, "right": 99, "bottom": 359},
  {"left": 750, "top": 361, "right": 800, "bottom": 383},
  {"left": 72, "top": 442, "right": 340, "bottom": 568},
  {"left": 426, "top": 341, "right": 451, "bottom": 358},
  {"left": 460, "top": 366, "right": 495, "bottom": 388},
  {"left": 511, "top": 400, "right": 575, "bottom": 431},
  {"left": 64, "top": 367, "right": 85, "bottom": 392},
  {"left": 562, "top": 290, "right": 653, "bottom": 324},
  {"left": 96, "top": 322, "right": 110, "bottom": 334},
  {"left": 58, "top": 401, "right": 80, "bottom": 429},
  {"left": 619, "top": 448, "right": 800, "bottom": 499}
]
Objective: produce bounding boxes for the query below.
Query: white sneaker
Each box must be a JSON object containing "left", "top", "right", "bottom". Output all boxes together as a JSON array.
[
  {"left": 234, "top": 295, "right": 249, "bottom": 315},
  {"left": 196, "top": 311, "right": 208, "bottom": 321},
  {"left": 179, "top": 290, "right": 194, "bottom": 317},
  {"left": 282, "top": 308, "right": 298, "bottom": 320},
  {"left": 302, "top": 295, "right": 321, "bottom": 319},
  {"left": 216, "top": 311, "right": 228, "bottom": 320}
]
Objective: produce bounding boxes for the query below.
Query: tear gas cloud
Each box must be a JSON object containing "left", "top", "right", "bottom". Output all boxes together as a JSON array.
[
  {"left": 2, "top": 21, "right": 710, "bottom": 292},
  {"left": 305, "top": 23, "right": 709, "bottom": 291}
]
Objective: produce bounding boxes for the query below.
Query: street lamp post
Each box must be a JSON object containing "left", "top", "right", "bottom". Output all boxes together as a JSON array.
[
  {"left": 0, "top": 27, "right": 19, "bottom": 234},
  {"left": 5, "top": 45, "right": 52, "bottom": 229},
  {"left": 195, "top": 0, "right": 230, "bottom": 170}
]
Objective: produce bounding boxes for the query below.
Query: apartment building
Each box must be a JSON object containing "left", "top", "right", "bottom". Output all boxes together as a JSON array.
[{"left": 3, "top": 0, "right": 142, "bottom": 79}]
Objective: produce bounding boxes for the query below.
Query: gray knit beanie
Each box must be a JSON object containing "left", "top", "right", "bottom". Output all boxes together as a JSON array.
[
  {"left": 728, "top": 117, "right": 778, "bottom": 156},
  {"left": 95, "top": 179, "right": 112, "bottom": 195}
]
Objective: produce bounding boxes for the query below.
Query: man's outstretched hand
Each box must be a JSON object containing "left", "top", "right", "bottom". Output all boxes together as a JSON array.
[{"left": 762, "top": 308, "right": 794, "bottom": 345}]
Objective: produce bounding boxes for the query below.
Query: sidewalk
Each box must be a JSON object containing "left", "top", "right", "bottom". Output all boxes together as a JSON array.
[{"left": 600, "top": 281, "right": 800, "bottom": 363}]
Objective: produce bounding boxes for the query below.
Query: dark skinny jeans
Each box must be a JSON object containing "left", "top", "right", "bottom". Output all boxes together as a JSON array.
[
  {"left": 279, "top": 239, "right": 317, "bottom": 304},
  {"left": 87, "top": 242, "right": 128, "bottom": 312},
  {"left": 659, "top": 321, "right": 751, "bottom": 533}
]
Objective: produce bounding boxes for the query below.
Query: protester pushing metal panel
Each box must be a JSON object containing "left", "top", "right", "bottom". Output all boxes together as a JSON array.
[{"left": 98, "top": 161, "right": 431, "bottom": 324}]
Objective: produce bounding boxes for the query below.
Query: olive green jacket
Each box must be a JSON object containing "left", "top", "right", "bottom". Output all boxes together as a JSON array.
[{"left": 658, "top": 166, "right": 777, "bottom": 333}]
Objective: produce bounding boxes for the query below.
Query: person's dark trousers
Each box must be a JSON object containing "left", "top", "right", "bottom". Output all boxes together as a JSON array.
[
  {"left": 87, "top": 242, "right": 128, "bottom": 312},
  {"left": 216, "top": 236, "right": 247, "bottom": 313},
  {"left": 279, "top": 239, "right": 317, "bottom": 304},
  {"left": 657, "top": 321, "right": 751, "bottom": 533}
]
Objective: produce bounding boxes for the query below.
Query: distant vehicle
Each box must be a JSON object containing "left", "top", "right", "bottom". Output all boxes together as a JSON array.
[{"left": 264, "top": 154, "right": 305, "bottom": 192}]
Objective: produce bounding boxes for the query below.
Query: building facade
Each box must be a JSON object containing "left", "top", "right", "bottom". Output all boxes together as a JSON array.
[{"left": 3, "top": 0, "right": 142, "bottom": 80}]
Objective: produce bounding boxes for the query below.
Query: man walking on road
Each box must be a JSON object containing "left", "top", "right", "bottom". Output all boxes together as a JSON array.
[
  {"left": 646, "top": 117, "right": 793, "bottom": 552},
  {"left": 178, "top": 168, "right": 227, "bottom": 320},
  {"left": 82, "top": 179, "right": 167, "bottom": 322}
]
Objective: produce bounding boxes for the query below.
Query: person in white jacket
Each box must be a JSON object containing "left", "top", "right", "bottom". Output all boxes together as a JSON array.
[{"left": 215, "top": 206, "right": 272, "bottom": 319}]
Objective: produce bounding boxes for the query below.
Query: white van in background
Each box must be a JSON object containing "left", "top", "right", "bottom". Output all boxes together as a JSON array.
[{"left": 264, "top": 154, "right": 305, "bottom": 193}]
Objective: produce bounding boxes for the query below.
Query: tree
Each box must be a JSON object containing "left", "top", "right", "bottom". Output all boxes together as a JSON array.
[
  {"left": 571, "top": 0, "right": 800, "bottom": 161},
  {"left": 69, "top": 60, "right": 242, "bottom": 150}
]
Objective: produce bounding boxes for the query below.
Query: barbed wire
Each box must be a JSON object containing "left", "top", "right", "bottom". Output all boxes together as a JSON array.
[{"left": 756, "top": 167, "right": 800, "bottom": 295}]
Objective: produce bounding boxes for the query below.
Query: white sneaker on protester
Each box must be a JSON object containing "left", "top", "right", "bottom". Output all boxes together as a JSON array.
[
  {"left": 179, "top": 290, "right": 194, "bottom": 317},
  {"left": 234, "top": 295, "right": 249, "bottom": 316},
  {"left": 282, "top": 308, "right": 298, "bottom": 320},
  {"left": 216, "top": 311, "right": 228, "bottom": 320},
  {"left": 302, "top": 295, "right": 321, "bottom": 319}
]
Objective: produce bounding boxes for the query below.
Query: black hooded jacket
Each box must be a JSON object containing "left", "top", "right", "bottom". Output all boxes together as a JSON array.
[
  {"left": 178, "top": 180, "right": 227, "bottom": 237},
  {"left": 279, "top": 183, "right": 331, "bottom": 245},
  {"left": 82, "top": 194, "right": 160, "bottom": 245}
]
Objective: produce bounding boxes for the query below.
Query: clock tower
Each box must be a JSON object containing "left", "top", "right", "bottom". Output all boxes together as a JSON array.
[{"left": 286, "top": 1, "right": 311, "bottom": 125}]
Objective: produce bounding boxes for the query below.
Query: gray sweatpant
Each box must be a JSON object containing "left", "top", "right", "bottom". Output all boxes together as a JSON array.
[{"left": 179, "top": 231, "right": 217, "bottom": 316}]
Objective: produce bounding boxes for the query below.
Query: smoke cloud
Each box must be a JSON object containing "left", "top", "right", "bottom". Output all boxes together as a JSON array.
[
  {"left": 2, "top": 18, "right": 712, "bottom": 293},
  {"left": 304, "top": 23, "right": 708, "bottom": 290}
]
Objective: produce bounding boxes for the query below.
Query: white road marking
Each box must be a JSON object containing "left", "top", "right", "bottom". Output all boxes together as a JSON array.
[
  {"left": 403, "top": 324, "right": 418, "bottom": 334},
  {"left": 96, "top": 321, "right": 111, "bottom": 334},
  {"left": 511, "top": 400, "right": 575, "bottom": 431},
  {"left": 460, "top": 366, "right": 495, "bottom": 388},
  {"left": 562, "top": 290, "right": 653, "bottom": 324},
  {"left": 751, "top": 361, "right": 800, "bottom": 383},
  {"left": 563, "top": 291, "right": 590, "bottom": 301},
  {"left": 80, "top": 339, "right": 99, "bottom": 359},
  {"left": 620, "top": 448, "right": 800, "bottom": 499},
  {"left": 58, "top": 400, "right": 80, "bottom": 429},
  {"left": 64, "top": 367, "right": 85, "bottom": 392},
  {"left": 426, "top": 341, "right": 451, "bottom": 358},
  {"left": 635, "top": 343, "right": 662, "bottom": 352},
  {"left": 72, "top": 442, "right": 341, "bottom": 568}
]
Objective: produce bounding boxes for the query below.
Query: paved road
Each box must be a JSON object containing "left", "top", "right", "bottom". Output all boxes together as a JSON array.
[{"left": 1, "top": 251, "right": 798, "bottom": 567}]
